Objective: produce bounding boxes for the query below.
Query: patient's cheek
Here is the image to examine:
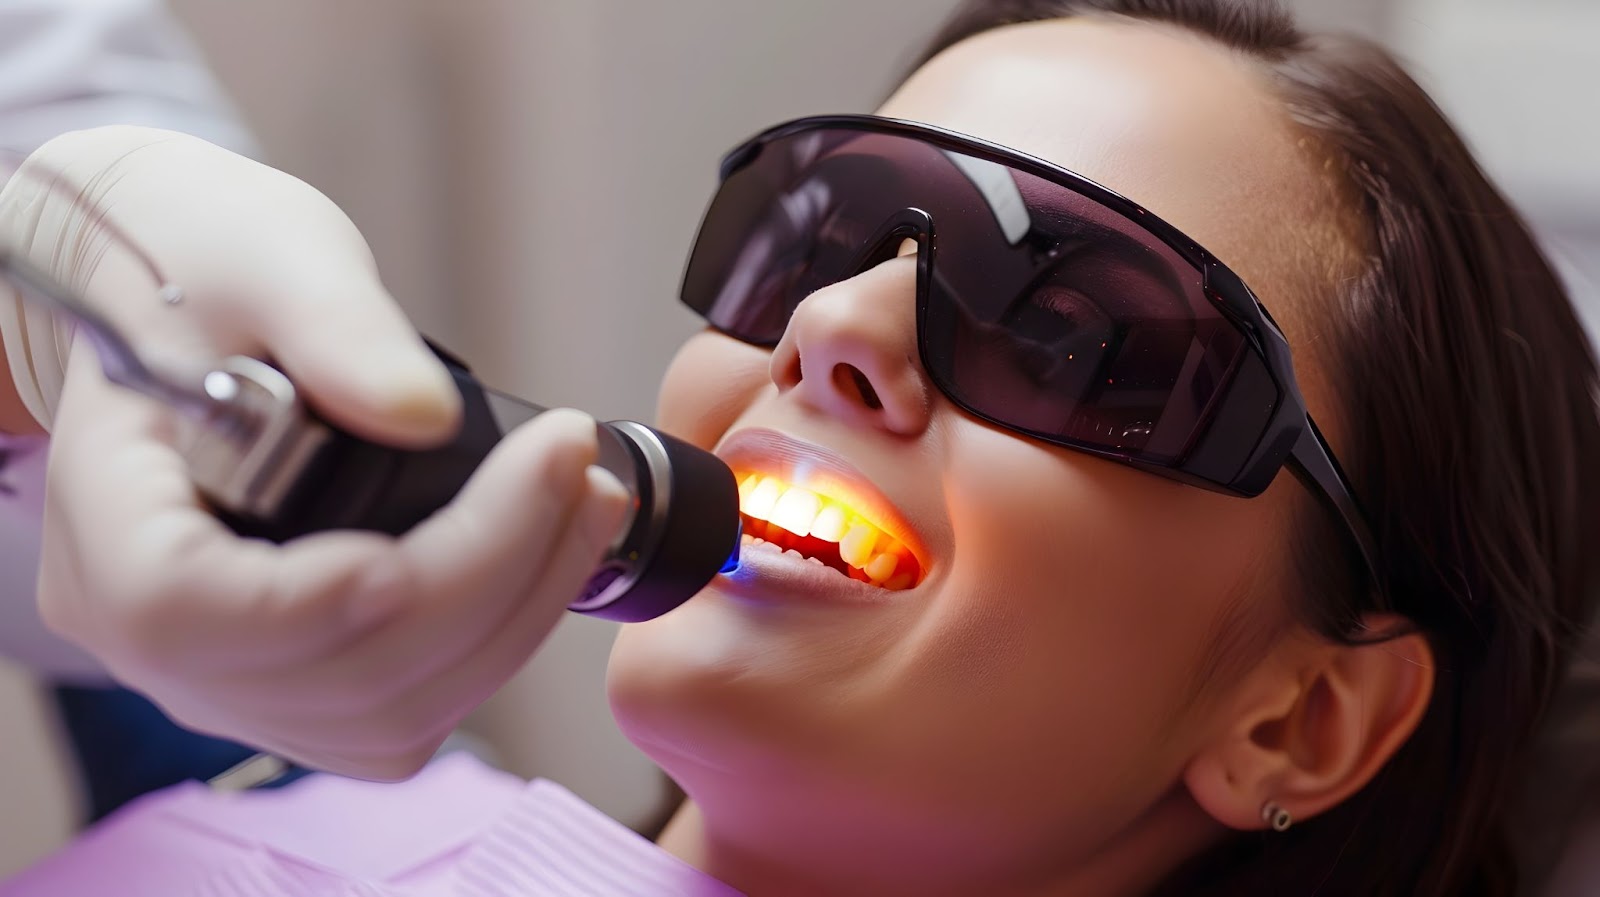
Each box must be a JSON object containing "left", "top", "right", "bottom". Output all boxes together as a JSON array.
[{"left": 656, "top": 332, "right": 772, "bottom": 448}]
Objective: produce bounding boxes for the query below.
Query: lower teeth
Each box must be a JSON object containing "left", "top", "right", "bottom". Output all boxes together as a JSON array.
[
  {"left": 739, "top": 531, "right": 900, "bottom": 586},
  {"left": 742, "top": 535, "right": 783, "bottom": 554}
]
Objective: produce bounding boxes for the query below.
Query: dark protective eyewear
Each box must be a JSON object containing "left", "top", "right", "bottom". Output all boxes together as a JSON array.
[{"left": 679, "top": 115, "right": 1381, "bottom": 582}]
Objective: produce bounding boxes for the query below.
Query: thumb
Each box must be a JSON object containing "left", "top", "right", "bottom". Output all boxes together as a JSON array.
[
  {"left": 237, "top": 175, "right": 462, "bottom": 449},
  {"left": 21, "top": 125, "right": 464, "bottom": 449},
  {"left": 226, "top": 160, "right": 461, "bottom": 447},
  {"left": 151, "top": 132, "right": 465, "bottom": 449},
  {"left": 271, "top": 290, "right": 461, "bottom": 448},
  {"left": 258, "top": 271, "right": 462, "bottom": 450}
]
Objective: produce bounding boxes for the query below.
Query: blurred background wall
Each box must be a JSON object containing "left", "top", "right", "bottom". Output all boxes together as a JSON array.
[{"left": 2, "top": 0, "right": 1596, "bottom": 878}]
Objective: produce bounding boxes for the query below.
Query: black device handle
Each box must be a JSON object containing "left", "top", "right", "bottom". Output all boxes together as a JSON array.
[
  {"left": 217, "top": 345, "right": 742, "bottom": 622},
  {"left": 217, "top": 347, "right": 516, "bottom": 541}
]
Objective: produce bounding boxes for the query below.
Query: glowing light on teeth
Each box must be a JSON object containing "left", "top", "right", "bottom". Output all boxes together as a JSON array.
[
  {"left": 734, "top": 473, "right": 922, "bottom": 591},
  {"left": 839, "top": 524, "right": 877, "bottom": 568},
  {"left": 770, "top": 488, "right": 822, "bottom": 537},
  {"left": 811, "top": 505, "right": 848, "bottom": 542},
  {"left": 742, "top": 477, "right": 782, "bottom": 519}
]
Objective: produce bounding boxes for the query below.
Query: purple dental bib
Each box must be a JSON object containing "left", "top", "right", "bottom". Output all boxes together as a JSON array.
[{"left": 0, "top": 753, "right": 741, "bottom": 897}]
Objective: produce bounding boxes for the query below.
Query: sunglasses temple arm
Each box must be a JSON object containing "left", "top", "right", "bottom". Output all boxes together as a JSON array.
[{"left": 1286, "top": 420, "right": 1384, "bottom": 593}]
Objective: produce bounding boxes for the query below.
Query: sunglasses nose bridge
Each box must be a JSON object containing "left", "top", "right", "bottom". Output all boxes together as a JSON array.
[
  {"left": 773, "top": 252, "right": 932, "bottom": 437},
  {"left": 841, "top": 207, "right": 936, "bottom": 280},
  {"left": 769, "top": 207, "right": 935, "bottom": 437}
]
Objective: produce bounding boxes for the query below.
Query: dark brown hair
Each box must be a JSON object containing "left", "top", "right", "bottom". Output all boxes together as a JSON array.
[{"left": 912, "top": 3, "right": 1600, "bottom": 895}]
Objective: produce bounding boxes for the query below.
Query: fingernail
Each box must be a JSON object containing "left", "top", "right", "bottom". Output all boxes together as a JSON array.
[
  {"left": 538, "top": 408, "right": 600, "bottom": 443},
  {"left": 357, "top": 349, "right": 459, "bottom": 426}
]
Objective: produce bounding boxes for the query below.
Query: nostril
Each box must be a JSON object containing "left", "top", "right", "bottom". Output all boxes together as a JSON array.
[
  {"left": 771, "top": 345, "right": 803, "bottom": 391},
  {"left": 833, "top": 363, "right": 883, "bottom": 411}
]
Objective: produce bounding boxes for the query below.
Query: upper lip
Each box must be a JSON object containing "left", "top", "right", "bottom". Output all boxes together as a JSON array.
[{"left": 714, "top": 427, "right": 929, "bottom": 576}]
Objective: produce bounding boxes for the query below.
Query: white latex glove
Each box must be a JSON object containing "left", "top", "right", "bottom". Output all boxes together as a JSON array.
[{"left": 3, "top": 126, "right": 628, "bottom": 780}]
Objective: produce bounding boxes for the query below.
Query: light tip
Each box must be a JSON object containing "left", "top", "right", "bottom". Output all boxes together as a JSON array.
[{"left": 720, "top": 521, "right": 743, "bottom": 574}]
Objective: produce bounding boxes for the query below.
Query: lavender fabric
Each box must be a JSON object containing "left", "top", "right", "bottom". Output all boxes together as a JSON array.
[{"left": 0, "top": 753, "right": 741, "bottom": 897}]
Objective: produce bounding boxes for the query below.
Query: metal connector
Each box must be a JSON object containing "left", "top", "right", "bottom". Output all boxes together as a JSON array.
[{"left": 181, "top": 357, "right": 331, "bottom": 522}]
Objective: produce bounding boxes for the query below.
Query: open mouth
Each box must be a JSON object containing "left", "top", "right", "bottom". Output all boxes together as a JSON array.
[{"left": 736, "top": 473, "right": 923, "bottom": 591}]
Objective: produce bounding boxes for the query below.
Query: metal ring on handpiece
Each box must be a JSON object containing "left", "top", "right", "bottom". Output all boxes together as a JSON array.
[{"left": 567, "top": 421, "right": 675, "bottom": 614}]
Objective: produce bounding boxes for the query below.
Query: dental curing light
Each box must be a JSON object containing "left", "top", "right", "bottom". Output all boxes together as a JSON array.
[
  {"left": 1, "top": 249, "right": 741, "bottom": 623},
  {"left": 188, "top": 348, "right": 744, "bottom": 624}
]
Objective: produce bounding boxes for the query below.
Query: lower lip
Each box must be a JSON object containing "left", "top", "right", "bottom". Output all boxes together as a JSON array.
[{"left": 711, "top": 539, "right": 906, "bottom": 607}]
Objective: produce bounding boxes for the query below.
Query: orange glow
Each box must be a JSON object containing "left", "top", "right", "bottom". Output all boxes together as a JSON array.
[
  {"left": 734, "top": 471, "right": 923, "bottom": 589},
  {"left": 737, "top": 473, "right": 878, "bottom": 538}
]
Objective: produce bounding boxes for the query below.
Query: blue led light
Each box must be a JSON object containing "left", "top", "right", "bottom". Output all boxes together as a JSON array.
[{"left": 720, "top": 519, "right": 743, "bottom": 573}]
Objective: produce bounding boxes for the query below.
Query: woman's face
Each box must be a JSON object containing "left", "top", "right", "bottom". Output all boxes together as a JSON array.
[{"left": 610, "top": 16, "right": 1345, "bottom": 876}]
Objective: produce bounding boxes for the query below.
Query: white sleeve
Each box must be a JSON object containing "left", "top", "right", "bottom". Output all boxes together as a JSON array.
[
  {"left": 0, "top": 0, "right": 256, "bottom": 680},
  {"left": 0, "top": 0, "right": 256, "bottom": 156}
]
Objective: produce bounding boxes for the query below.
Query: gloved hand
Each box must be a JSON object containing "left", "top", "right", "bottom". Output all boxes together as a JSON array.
[{"left": 1, "top": 127, "right": 628, "bottom": 780}]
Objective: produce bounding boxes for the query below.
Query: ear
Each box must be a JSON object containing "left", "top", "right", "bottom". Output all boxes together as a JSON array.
[{"left": 1183, "top": 615, "right": 1434, "bottom": 830}]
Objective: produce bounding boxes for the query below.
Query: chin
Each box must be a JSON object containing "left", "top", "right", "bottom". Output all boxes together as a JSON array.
[
  {"left": 608, "top": 593, "right": 784, "bottom": 774},
  {"left": 606, "top": 588, "right": 871, "bottom": 784}
]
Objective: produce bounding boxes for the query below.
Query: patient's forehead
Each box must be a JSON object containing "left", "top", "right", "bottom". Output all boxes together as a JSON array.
[{"left": 881, "top": 18, "right": 1309, "bottom": 251}]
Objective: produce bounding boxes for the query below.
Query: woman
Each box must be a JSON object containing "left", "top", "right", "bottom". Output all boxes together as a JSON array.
[
  {"left": 608, "top": 2, "right": 1600, "bottom": 894},
  {"left": 4, "top": 0, "right": 1596, "bottom": 894}
]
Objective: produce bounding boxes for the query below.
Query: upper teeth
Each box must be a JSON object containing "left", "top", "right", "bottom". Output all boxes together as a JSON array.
[
  {"left": 770, "top": 488, "right": 822, "bottom": 537},
  {"left": 737, "top": 474, "right": 920, "bottom": 591},
  {"left": 811, "top": 505, "right": 848, "bottom": 541},
  {"left": 839, "top": 523, "right": 878, "bottom": 568},
  {"left": 743, "top": 478, "right": 784, "bottom": 518}
]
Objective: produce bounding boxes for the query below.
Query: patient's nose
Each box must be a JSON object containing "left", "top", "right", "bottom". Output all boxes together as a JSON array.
[{"left": 768, "top": 255, "right": 931, "bottom": 436}]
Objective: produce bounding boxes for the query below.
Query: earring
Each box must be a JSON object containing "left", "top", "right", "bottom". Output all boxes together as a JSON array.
[{"left": 1261, "top": 801, "right": 1293, "bottom": 832}]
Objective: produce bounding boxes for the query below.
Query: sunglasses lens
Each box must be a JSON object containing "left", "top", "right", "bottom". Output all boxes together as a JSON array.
[
  {"left": 681, "top": 126, "right": 1272, "bottom": 466},
  {"left": 919, "top": 167, "right": 1253, "bottom": 465},
  {"left": 682, "top": 130, "right": 919, "bottom": 345}
]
